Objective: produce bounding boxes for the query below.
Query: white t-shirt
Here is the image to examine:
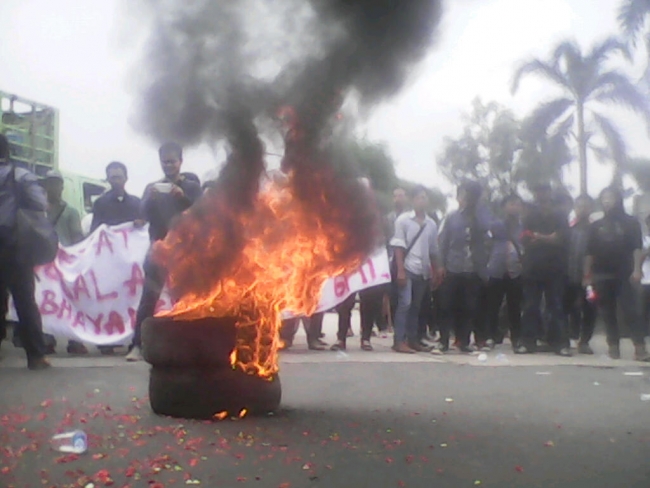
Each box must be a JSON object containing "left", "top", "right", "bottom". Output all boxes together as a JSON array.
[{"left": 642, "top": 236, "right": 650, "bottom": 285}]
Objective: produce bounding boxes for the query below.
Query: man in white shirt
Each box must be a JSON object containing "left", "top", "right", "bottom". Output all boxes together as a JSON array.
[{"left": 390, "top": 185, "right": 439, "bottom": 353}]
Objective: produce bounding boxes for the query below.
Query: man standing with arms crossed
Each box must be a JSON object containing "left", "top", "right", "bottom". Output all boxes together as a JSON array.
[
  {"left": 391, "top": 185, "right": 439, "bottom": 353},
  {"left": 126, "top": 143, "right": 202, "bottom": 361}
]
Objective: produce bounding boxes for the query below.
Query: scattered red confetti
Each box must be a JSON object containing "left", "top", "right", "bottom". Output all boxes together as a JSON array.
[
  {"left": 93, "top": 453, "right": 107, "bottom": 460},
  {"left": 237, "top": 476, "right": 247, "bottom": 482},
  {"left": 149, "top": 483, "right": 164, "bottom": 488},
  {"left": 385, "top": 457, "right": 394, "bottom": 464},
  {"left": 278, "top": 484, "right": 290, "bottom": 488},
  {"left": 40, "top": 399, "right": 53, "bottom": 408},
  {"left": 515, "top": 466, "right": 524, "bottom": 473},
  {"left": 398, "top": 482, "right": 406, "bottom": 487},
  {"left": 189, "top": 459, "right": 199, "bottom": 467},
  {"left": 1, "top": 466, "right": 10, "bottom": 474},
  {"left": 125, "top": 466, "right": 136, "bottom": 478},
  {"left": 436, "top": 468, "right": 444, "bottom": 475},
  {"left": 55, "top": 454, "right": 80, "bottom": 464}
]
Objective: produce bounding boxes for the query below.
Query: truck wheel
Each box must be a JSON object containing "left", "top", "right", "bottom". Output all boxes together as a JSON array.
[
  {"left": 142, "top": 316, "right": 237, "bottom": 368},
  {"left": 149, "top": 366, "right": 281, "bottom": 419}
]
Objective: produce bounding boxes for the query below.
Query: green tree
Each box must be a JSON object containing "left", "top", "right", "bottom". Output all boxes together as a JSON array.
[
  {"left": 340, "top": 136, "right": 446, "bottom": 214},
  {"left": 438, "top": 98, "right": 521, "bottom": 202},
  {"left": 512, "top": 37, "right": 650, "bottom": 194}
]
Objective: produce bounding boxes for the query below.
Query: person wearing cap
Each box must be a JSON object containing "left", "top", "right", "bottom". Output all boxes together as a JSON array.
[
  {"left": 516, "top": 183, "right": 571, "bottom": 357},
  {"left": 0, "top": 134, "right": 50, "bottom": 370},
  {"left": 43, "top": 169, "right": 87, "bottom": 355},
  {"left": 125, "top": 142, "right": 202, "bottom": 362}
]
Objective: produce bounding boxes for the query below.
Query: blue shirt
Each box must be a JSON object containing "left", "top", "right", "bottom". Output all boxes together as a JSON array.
[
  {"left": 439, "top": 206, "right": 494, "bottom": 280},
  {"left": 487, "top": 218, "right": 523, "bottom": 279}
]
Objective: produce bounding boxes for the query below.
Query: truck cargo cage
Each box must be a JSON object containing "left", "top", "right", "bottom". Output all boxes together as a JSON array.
[{"left": 0, "top": 91, "right": 59, "bottom": 176}]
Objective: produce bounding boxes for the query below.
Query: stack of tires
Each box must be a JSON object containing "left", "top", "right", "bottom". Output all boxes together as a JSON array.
[{"left": 142, "top": 316, "right": 282, "bottom": 419}]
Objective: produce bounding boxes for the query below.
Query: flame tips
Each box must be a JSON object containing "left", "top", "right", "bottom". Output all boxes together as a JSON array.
[
  {"left": 213, "top": 411, "right": 228, "bottom": 421},
  {"left": 238, "top": 409, "right": 247, "bottom": 419}
]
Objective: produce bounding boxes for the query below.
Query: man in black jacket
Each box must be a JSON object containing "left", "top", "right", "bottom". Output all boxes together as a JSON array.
[
  {"left": 0, "top": 134, "right": 50, "bottom": 370},
  {"left": 126, "top": 142, "right": 202, "bottom": 361},
  {"left": 584, "top": 187, "right": 650, "bottom": 362}
]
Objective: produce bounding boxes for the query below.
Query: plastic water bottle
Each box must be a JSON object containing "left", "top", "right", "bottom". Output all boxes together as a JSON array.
[{"left": 50, "top": 430, "right": 88, "bottom": 453}]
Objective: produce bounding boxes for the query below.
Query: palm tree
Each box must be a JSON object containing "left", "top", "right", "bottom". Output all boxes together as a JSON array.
[
  {"left": 512, "top": 37, "right": 650, "bottom": 194},
  {"left": 619, "top": 0, "right": 650, "bottom": 41}
]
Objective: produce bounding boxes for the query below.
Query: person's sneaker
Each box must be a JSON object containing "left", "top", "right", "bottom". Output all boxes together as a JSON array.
[
  {"left": 438, "top": 343, "right": 449, "bottom": 353},
  {"left": 514, "top": 345, "right": 533, "bottom": 354},
  {"left": 66, "top": 341, "right": 88, "bottom": 355},
  {"left": 125, "top": 346, "right": 143, "bottom": 362},
  {"left": 556, "top": 347, "right": 572, "bottom": 357},
  {"left": 577, "top": 343, "right": 594, "bottom": 355},
  {"left": 634, "top": 344, "right": 650, "bottom": 362},
  {"left": 410, "top": 342, "right": 433, "bottom": 353},
  {"left": 28, "top": 357, "right": 51, "bottom": 371},
  {"left": 608, "top": 344, "right": 621, "bottom": 360},
  {"left": 392, "top": 342, "right": 416, "bottom": 354}
]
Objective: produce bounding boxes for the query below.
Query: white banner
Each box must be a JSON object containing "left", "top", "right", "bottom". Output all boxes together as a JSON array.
[{"left": 9, "top": 224, "right": 391, "bottom": 344}]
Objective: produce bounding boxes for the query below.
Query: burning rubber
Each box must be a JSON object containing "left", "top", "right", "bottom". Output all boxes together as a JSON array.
[{"left": 142, "top": 317, "right": 281, "bottom": 420}]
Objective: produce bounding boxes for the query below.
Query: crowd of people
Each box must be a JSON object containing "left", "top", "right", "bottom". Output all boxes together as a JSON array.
[
  {"left": 281, "top": 181, "right": 650, "bottom": 363},
  {"left": 1, "top": 130, "right": 650, "bottom": 370}
]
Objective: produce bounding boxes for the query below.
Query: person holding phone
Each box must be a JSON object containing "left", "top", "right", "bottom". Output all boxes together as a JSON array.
[{"left": 125, "top": 142, "right": 202, "bottom": 361}]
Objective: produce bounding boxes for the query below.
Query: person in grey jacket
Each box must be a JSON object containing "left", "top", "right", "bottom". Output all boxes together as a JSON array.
[{"left": 0, "top": 134, "right": 50, "bottom": 370}]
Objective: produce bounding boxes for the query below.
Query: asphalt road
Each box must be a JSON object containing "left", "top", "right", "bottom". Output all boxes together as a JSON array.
[{"left": 2, "top": 356, "right": 650, "bottom": 488}]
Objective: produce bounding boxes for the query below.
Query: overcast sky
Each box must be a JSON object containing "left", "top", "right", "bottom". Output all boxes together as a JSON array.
[{"left": 1, "top": 0, "right": 647, "bottom": 198}]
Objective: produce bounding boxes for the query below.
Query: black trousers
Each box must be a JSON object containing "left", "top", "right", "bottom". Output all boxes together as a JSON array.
[
  {"left": 486, "top": 275, "right": 523, "bottom": 346},
  {"left": 335, "top": 286, "right": 387, "bottom": 342},
  {"left": 361, "top": 284, "right": 388, "bottom": 334},
  {"left": 563, "top": 283, "right": 596, "bottom": 344},
  {"left": 132, "top": 253, "right": 167, "bottom": 348},
  {"left": 280, "top": 313, "right": 323, "bottom": 345},
  {"left": 522, "top": 274, "right": 567, "bottom": 350},
  {"left": 438, "top": 272, "right": 482, "bottom": 347},
  {"left": 0, "top": 249, "right": 46, "bottom": 360},
  {"left": 594, "top": 278, "right": 645, "bottom": 346}
]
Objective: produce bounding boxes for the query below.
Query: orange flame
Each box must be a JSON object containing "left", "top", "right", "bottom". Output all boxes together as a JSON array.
[
  {"left": 157, "top": 173, "right": 371, "bottom": 378},
  {"left": 238, "top": 409, "right": 248, "bottom": 419},
  {"left": 213, "top": 411, "right": 228, "bottom": 421}
]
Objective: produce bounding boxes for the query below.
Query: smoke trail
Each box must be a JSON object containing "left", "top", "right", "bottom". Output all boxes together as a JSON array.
[{"left": 131, "top": 0, "right": 443, "bottom": 299}]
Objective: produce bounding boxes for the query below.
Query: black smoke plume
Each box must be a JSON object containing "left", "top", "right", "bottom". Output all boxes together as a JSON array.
[{"left": 131, "top": 0, "right": 443, "bottom": 300}]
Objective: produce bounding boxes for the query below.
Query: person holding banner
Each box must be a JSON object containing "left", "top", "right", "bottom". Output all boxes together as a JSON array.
[
  {"left": 0, "top": 134, "right": 50, "bottom": 370},
  {"left": 126, "top": 142, "right": 202, "bottom": 362},
  {"left": 91, "top": 161, "right": 143, "bottom": 355},
  {"left": 391, "top": 185, "right": 440, "bottom": 354}
]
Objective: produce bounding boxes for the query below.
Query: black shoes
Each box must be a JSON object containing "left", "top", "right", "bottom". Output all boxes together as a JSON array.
[{"left": 27, "top": 357, "right": 51, "bottom": 371}]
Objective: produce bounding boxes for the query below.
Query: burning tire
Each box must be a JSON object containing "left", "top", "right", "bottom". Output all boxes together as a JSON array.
[
  {"left": 149, "top": 367, "right": 281, "bottom": 419},
  {"left": 142, "top": 316, "right": 237, "bottom": 368},
  {"left": 143, "top": 316, "right": 281, "bottom": 419}
]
